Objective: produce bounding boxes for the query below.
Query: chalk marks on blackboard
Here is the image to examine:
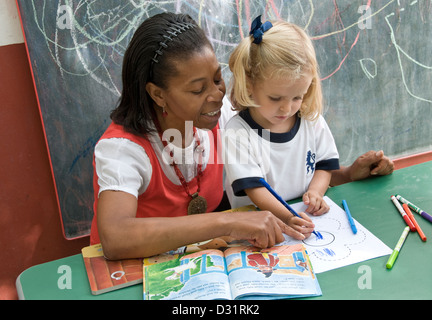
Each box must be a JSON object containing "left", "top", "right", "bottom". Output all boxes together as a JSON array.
[
  {"left": 306, "top": 0, "right": 368, "bottom": 81},
  {"left": 321, "top": 31, "right": 362, "bottom": 81},
  {"left": 308, "top": 0, "right": 389, "bottom": 82},
  {"left": 359, "top": 58, "right": 377, "bottom": 80},
  {"left": 384, "top": 1, "right": 432, "bottom": 104},
  {"left": 38, "top": 0, "right": 432, "bottom": 102},
  {"left": 32, "top": 0, "right": 156, "bottom": 96},
  {"left": 29, "top": 0, "right": 432, "bottom": 102},
  {"left": 309, "top": 0, "right": 432, "bottom": 105}
]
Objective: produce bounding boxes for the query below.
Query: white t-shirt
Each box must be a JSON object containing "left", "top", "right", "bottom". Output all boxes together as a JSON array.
[
  {"left": 222, "top": 109, "right": 340, "bottom": 208},
  {"left": 94, "top": 97, "right": 236, "bottom": 198}
]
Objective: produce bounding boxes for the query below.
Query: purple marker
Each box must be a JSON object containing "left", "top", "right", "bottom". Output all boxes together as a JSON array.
[{"left": 396, "top": 194, "right": 432, "bottom": 224}]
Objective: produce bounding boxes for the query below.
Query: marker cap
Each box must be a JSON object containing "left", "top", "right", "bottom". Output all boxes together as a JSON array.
[{"left": 386, "top": 251, "right": 399, "bottom": 269}]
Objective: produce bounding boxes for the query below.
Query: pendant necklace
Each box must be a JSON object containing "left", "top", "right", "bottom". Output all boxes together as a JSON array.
[{"left": 157, "top": 124, "right": 207, "bottom": 215}]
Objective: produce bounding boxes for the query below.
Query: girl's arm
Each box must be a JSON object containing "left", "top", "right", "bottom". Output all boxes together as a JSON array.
[
  {"left": 303, "top": 170, "right": 332, "bottom": 215},
  {"left": 245, "top": 187, "right": 315, "bottom": 237},
  {"left": 96, "top": 190, "right": 303, "bottom": 259}
]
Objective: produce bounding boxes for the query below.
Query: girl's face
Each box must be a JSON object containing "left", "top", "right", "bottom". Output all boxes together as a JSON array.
[
  {"left": 249, "top": 73, "right": 313, "bottom": 133},
  {"left": 161, "top": 46, "right": 226, "bottom": 131}
]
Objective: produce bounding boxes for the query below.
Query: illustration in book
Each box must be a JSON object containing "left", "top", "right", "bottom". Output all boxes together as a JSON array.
[
  {"left": 143, "top": 244, "right": 321, "bottom": 300},
  {"left": 82, "top": 244, "right": 143, "bottom": 295},
  {"left": 82, "top": 238, "right": 238, "bottom": 295}
]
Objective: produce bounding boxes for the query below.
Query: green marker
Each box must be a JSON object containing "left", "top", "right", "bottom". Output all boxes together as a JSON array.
[
  {"left": 395, "top": 194, "right": 432, "bottom": 224},
  {"left": 386, "top": 226, "right": 410, "bottom": 269}
]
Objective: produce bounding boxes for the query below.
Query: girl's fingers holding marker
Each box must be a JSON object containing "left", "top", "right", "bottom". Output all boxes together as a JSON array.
[
  {"left": 289, "top": 212, "right": 314, "bottom": 238},
  {"left": 278, "top": 218, "right": 305, "bottom": 241}
]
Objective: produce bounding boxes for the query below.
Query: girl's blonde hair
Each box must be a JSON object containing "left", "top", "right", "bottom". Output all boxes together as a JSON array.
[{"left": 229, "top": 20, "right": 322, "bottom": 121}]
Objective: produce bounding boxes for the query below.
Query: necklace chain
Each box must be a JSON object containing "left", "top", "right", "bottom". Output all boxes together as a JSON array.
[{"left": 157, "top": 126, "right": 203, "bottom": 199}]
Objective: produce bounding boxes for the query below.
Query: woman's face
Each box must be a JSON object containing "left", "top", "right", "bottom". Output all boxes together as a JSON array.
[{"left": 161, "top": 46, "right": 226, "bottom": 131}]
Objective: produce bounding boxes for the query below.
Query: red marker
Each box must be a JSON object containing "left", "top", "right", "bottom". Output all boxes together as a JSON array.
[
  {"left": 391, "top": 195, "right": 416, "bottom": 231},
  {"left": 403, "top": 203, "right": 427, "bottom": 242}
]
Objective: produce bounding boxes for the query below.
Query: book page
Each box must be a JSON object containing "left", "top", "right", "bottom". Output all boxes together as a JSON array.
[
  {"left": 225, "top": 244, "right": 321, "bottom": 300},
  {"left": 144, "top": 249, "right": 232, "bottom": 300}
]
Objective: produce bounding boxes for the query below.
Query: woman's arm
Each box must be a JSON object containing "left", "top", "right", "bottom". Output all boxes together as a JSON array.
[
  {"left": 97, "top": 190, "right": 301, "bottom": 259},
  {"left": 330, "top": 150, "right": 394, "bottom": 186}
]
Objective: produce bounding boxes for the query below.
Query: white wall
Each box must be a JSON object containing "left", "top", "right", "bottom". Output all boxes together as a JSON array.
[{"left": 0, "top": 0, "right": 24, "bottom": 46}]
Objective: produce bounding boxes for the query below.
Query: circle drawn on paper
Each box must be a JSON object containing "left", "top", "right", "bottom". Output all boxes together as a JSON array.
[{"left": 302, "top": 231, "right": 335, "bottom": 247}]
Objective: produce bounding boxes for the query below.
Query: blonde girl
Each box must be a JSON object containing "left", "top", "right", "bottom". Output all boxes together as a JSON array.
[{"left": 223, "top": 16, "right": 340, "bottom": 237}]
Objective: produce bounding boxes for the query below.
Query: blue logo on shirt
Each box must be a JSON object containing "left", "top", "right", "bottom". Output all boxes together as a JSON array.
[{"left": 306, "top": 150, "right": 316, "bottom": 174}]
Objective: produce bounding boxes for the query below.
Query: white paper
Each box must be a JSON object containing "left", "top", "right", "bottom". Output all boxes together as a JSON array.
[{"left": 280, "top": 196, "right": 392, "bottom": 273}]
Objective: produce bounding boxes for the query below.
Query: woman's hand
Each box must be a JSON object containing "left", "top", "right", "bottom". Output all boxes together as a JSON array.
[{"left": 222, "top": 210, "right": 305, "bottom": 248}]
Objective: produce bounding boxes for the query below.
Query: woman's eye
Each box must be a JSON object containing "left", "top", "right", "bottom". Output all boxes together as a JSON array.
[{"left": 192, "top": 88, "right": 205, "bottom": 95}]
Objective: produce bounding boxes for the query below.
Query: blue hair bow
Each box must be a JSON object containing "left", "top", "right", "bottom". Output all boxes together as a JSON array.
[{"left": 249, "top": 15, "right": 273, "bottom": 44}]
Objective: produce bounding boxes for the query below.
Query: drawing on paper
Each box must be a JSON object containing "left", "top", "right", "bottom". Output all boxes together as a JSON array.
[
  {"left": 281, "top": 196, "right": 392, "bottom": 273},
  {"left": 302, "top": 231, "right": 335, "bottom": 247}
]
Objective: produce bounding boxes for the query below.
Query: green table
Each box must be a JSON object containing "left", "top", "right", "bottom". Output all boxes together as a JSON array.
[{"left": 16, "top": 161, "right": 432, "bottom": 300}]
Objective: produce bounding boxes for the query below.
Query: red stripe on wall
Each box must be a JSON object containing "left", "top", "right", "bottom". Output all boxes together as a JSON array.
[{"left": 0, "top": 43, "right": 88, "bottom": 300}]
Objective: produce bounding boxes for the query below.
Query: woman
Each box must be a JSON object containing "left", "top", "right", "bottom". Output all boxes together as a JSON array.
[
  {"left": 91, "top": 12, "right": 393, "bottom": 259},
  {"left": 90, "top": 12, "right": 303, "bottom": 259}
]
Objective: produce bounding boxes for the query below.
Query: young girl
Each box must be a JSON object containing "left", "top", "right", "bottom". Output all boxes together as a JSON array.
[{"left": 223, "top": 16, "right": 340, "bottom": 233}]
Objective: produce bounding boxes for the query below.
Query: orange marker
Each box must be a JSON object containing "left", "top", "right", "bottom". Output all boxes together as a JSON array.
[
  {"left": 391, "top": 195, "right": 416, "bottom": 231},
  {"left": 403, "top": 203, "right": 427, "bottom": 242}
]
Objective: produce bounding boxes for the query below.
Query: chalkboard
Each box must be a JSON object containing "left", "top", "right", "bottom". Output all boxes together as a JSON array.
[{"left": 17, "top": 0, "right": 432, "bottom": 239}]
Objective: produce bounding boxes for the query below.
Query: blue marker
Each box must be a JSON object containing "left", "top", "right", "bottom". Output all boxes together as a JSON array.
[
  {"left": 259, "top": 178, "right": 323, "bottom": 239},
  {"left": 342, "top": 200, "right": 357, "bottom": 234}
]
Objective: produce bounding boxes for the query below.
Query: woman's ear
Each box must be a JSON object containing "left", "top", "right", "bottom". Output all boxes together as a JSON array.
[{"left": 145, "top": 82, "right": 165, "bottom": 108}]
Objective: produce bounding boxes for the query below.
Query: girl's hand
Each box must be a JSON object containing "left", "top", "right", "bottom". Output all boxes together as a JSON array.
[
  {"left": 286, "top": 211, "right": 315, "bottom": 238},
  {"left": 302, "top": 190, "right": 329, "bottom": 216}
]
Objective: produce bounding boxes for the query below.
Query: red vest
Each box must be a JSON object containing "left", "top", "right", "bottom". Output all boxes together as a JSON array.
[{"left": 90, "top": 122, "right": 223, "bottom": 245}]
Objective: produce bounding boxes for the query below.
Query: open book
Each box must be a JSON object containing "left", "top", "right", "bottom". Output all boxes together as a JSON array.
[{"left": 143, "top": 244, "right": 321, "bottom": 300}]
